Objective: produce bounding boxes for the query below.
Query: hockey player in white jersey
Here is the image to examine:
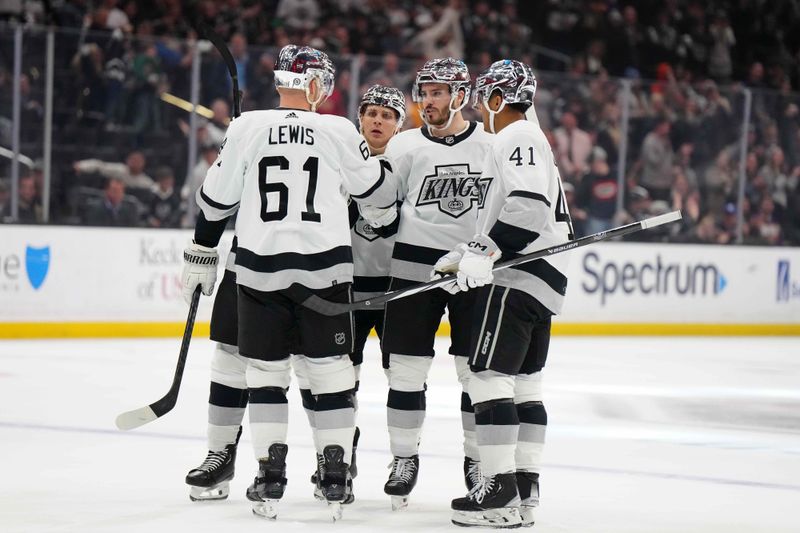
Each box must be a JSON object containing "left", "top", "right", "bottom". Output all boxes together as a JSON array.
[
  {"left": 439, "top": 60, "right": 573, "bottom": 528},
  {"left": 380, "top": 58, "right": 494, "bottom": 510},
  {"left": 180, "top": 44, "right": 397, "bottom": 521},
  {"left": 298, "top": 84, "right": 406, "bottom": 501}
]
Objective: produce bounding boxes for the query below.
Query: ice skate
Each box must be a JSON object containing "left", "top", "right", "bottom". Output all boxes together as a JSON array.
[
  {"left": 311, "top": 427, "right": 358, "bottom": 503},
  {"left": 464, "top": 456, "right": 482, "bottom": 491},
  {"left": 185, "top": 443, "right": 237, "bottom": 501},
  {"left": 246, "top": 443, "right": 288, "bottom": 520},
  {"left": 318, "top": 445, "right": 352, "bottom": 521},
  {"left": 383, "top": 455, "right": 419, "bottom": 511},
  {"left": 516, "top": 472, "right": 539, "bottom": 527},
  {"left": 451, "top": 472, "right": 522, "bottom": 529}
]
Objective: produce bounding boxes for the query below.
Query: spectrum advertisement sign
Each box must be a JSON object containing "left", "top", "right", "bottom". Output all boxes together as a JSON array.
[{"left": 560, "top": 242, "right": 800, "bottom": 324}]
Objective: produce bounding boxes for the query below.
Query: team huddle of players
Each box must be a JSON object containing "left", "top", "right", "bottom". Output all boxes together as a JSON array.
[{"left": 179, "top": 44, "right": 573, "bottom": 528}]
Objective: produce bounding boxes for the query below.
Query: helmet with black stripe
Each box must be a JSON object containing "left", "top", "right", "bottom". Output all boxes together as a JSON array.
[
  {"left": 274, "top": 44, "right": 335, "bottom": 111},
  {"left": 359, "top": 84, "right": 407, "bottom": 131}
]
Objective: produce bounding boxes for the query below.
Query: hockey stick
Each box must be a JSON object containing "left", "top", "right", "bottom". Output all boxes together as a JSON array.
[
  {"left": 115, "top": 28, "right": 241, "bottom": 431},
  {"left": 197, "top": 23, "right": 242, "bottom": 118},
  {"left": 115, "top": 286, "right": 201, "bottom": 430},
  {"left": 289, "top": 210, "right": 683, "bottom": 316}
]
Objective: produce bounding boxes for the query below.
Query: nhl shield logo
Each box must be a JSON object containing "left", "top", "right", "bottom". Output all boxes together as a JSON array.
[
  {"left": 334, "top": 332, "right": 346, "bottom": 345},
  {"left": 25, "top": 245, "right": 50, "bottom": 290}
]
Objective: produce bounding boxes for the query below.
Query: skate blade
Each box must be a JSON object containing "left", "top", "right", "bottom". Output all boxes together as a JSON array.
[
  {"left": 391, "top": 495, "right": 409, "bottom": 511},
  {"left": 328, "top": 501, "right": 343, "bottom": 521},
  {"left": 451, "top": 507, "right": 523, "bottom": 529},
  {"left": 519, "top": 505, "right": 536, "bottom": 527},
  {"left": 251, "top": 499, "right": 280, "bottom": 520},
  {"left": 188, "top": 481, "right": 230, "bottom": 501},
  {"left": 313, "top": 486, "right": 324, "bottom": 501}
]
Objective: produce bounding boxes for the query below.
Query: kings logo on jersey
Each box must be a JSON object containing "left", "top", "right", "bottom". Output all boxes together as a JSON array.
[
  {"left": 353, "top": 216, "right": 380, "bottom": 242},
  {"left": 415, "top": 163, "right": 492, "bottom": 218}
]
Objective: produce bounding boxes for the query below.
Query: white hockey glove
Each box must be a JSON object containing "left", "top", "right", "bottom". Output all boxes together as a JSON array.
[
  {"left": 359, "top": 203, "right": 398, "bottom": 228},
  {"left": 430, "top": 243, "right": 469, "bottom": 295},
  {"left": 181, "top": 242, "right": 219, "bottom": 305},
  {"left": 456, "top": 234, "right": 502, "bottom": 291}
]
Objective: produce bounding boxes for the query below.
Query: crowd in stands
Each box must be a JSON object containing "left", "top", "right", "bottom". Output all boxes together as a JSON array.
[{"left": 1, "top": 0, "right": 799, "bottom": 245}]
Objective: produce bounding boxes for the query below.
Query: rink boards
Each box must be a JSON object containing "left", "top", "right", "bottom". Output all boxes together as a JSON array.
[{"left": 1, "top": 225, "right": 799, "bottom": 337}]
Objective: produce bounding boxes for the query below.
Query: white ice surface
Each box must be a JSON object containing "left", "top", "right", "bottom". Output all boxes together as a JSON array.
[{"left": 1, "top": 336, "right": 799, "bottom": 532}]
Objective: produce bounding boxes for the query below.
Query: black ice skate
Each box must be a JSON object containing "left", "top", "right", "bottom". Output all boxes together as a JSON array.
[
  {"left": 311, "top": 427, "right": 359, "bottom": 504},
  {"left": 464, "top": 456, "right": 482, "bottom": 491},
  {"left": 515, "top": 471, "right": 539, "bottom": 527},
  {"left": 246, "top": 443, "right": 288, "bottom": 520},
  {"left": 317, "top": 445, "right": 352, "bottom": 521},
  {"left": 383, "top": 454, "right": 419, "bottom": 511},
  {"left": 451, "top": 472, "right": 522, "bottom": 529},
  {"left": 185, "top": 443, "right": 237, "bottom": 501}
]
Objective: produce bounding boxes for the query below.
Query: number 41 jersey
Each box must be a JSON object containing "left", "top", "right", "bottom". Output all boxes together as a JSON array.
[
  {"left": 477, "top": 119, "right": 573, "bottom": 314},
  {"left": 197, "top": 108, "right": 394, "bottom": 292}
]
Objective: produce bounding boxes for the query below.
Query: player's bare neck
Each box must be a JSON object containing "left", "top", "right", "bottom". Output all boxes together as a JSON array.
[
  {"left": 278, "top": 90, "right": 313, "bottom": 111},
  {"left": 493, "top": 111, "right": 526, "bottom": 133},
  {"left": 429, "top": 113, "right": 468, "bottom": 138},
  {"left": 368, "top": 143, "right": 386, "bottom": 156}
]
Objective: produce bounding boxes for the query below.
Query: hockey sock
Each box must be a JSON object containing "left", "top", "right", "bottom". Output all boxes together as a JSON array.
[
  {"left": 515, "top": 401, "right": 547, "bottom": 473},
  {"left": 474, "top": 398, "right": 519, "bottom": 476},
  {"left": 314, "top": 392, "right": 356, "bottom": 461},
  {"left": 461, "top": 391, "right": 479, "bottom": 460},
  {"left": 208, "top": 382, "right": 249, "bottom": 451},
  {"left": 299, "top": 388, "right": 320, "bottom": 451},
  {"left": 248, "top": 386, "right": 289, "bottom": 459},
  {"left": 386, "top": 388, "right": 426, "bottom": 457}
]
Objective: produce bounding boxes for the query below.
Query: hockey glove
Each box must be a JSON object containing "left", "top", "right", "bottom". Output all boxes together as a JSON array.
[
  {"left": 456, "top": 234, "right": 501, "bottom": 291},
  {"left": 181, "top": 242, "right": 219, "bottom": 305},
  {"left": 430, "top": 243, "right": 469, "bottom": 294},
  {"left": 359, "top": 203, "right": 398, "bottom": 228}
]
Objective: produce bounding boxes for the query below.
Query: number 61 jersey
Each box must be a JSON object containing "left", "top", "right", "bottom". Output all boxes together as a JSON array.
[
  {"left": 477, "top": 119, "right": 574, "bottom": 315},
  {"left": 196, "top": 109, "right": 395, "bottom": 292}
]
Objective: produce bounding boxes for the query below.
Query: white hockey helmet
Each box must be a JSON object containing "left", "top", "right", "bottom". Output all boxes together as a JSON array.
[
  {"left": 473, "top": 59, "right": 537, "bottom": 132},
  {"left": 359, "top": 84, "right": 407, "bottom": 130},
  {"left": 274, "top": 44, "right": 335, "bottom": 110},
  {"left": 412, "top": 57, "right": 471, "bottom": 130}
]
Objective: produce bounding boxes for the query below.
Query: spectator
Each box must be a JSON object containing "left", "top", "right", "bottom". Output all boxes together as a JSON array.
[
  {"left": 74, "top": 151, "right": 154, "bottom": 191},
  {"left": 276, "top": 0, "right": 320, "bottom": 32},
  {"left": 147, "top": 166, "right": 182, "bottom": 228},
  {"left": 576, "top": 146, "right": 618, "bottom": 234},
  {"left": 562, "top": 181, "right": 586, "bottom": 237},
  {"left": 182, "top": 144, "right": 218, "bottom": 204},
  {"left": 553, "top": 111, "right": 592, "bottom": 183},
  {"left": 367, "top": 52, "right": 413, "bottom": 92},
  {"left": 18, "top": 175, "right": 43, "bottom": 224},
  {"left": 0, "top": 179, "right": 11, "bottom": 221},
  {"left": 84, "top": 177, "right": 139, "bottom": 227},
  {"left": 407, "top": 0, "right": 464, "bottom": 60},
  {"left": 708, "top": 11, "right": 735, "bottom": 83},
  {"left": 703, "top": 149, "right": 735, "bottom": 215},
  {"left": 638, "top": 118, "right": 674, "bottom": 201}
]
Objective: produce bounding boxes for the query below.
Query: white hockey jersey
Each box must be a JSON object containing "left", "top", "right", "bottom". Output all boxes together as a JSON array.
[
  {"left": 351, "top": 212, "right": 394, "bottom": 301},
  {"left": 385, "top": 123, "right": 494, "bottom": 281},
  {"left": 197, "top": 108, "right": 395, "bottom": 292},
  {"left": 477, "top": 119, "right": 573, "bottom": 314}
]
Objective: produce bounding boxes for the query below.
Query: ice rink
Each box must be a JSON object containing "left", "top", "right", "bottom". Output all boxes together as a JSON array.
[{"left": 1, "top": 335, "right": 799, "bottom": 532}]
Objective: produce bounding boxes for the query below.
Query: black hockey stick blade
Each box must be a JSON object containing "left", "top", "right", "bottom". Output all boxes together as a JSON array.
[
  {"left": 196, "top": 23, "right": 242, "bottom": 118},
  {"left": 115, "top": 286, "right": 201, "bottom": 430},
  {"left": 291, "top": 210, "right": 683, "bottom": 316}
]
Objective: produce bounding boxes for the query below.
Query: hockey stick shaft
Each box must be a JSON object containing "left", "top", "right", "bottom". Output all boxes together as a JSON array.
[
  {"left": 291, "top": 210, "right": 683, "bottom": 316},
  {"left": 115, "top": 286, "right": 201, "bottom": 430},
  {"left": 197, "top": 23, "right": 242, "bottom": 118}
]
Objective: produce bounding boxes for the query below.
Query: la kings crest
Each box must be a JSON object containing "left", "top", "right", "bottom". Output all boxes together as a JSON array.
[
  {"left": 353, "top": 216, "right": 380, "bottom": 242},
  {"left": 415, "top": 164, "right": 493, "bottom": 218}
]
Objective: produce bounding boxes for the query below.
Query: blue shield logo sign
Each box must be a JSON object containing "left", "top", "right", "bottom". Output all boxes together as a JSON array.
[{"left": 25, "top": 246, "right": 50, "bottom": 290}]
